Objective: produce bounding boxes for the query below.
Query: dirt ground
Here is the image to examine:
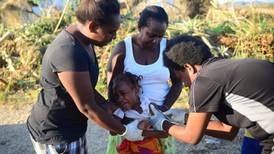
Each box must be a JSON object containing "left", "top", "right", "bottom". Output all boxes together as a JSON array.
[{"left": 0, "top": 103, "right": 243, "bottom": 154}]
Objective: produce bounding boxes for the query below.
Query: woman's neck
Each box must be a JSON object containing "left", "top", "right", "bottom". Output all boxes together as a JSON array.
[
  {"left": 66, "top": 23, "right": 95, "bottom": 46},
  {"left": 134, "top": 34, "right": 156, "bottom": 50}
]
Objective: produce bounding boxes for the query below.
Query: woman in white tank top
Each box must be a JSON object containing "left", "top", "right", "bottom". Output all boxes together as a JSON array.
[
  {"left": 107, "top": 7, "right": 182, "bottom": 112},
  {"left": 106, "top": 6, "right": 183, "bottom": 154}
]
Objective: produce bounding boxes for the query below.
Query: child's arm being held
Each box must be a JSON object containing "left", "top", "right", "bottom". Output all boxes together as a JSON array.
[
  {"left": 109, "top": 114, "right": 124, "bottom": 136},
  {"left": 142, "top": 130, "right": 168, "bottom": 138},
  {"left": 138, "top": 120, "right": 168, "bottom": 138}
]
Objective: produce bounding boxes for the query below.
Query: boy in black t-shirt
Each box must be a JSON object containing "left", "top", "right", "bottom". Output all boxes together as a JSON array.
[{"left": 149, "top": 35, "right": 274, "bottom": 154}]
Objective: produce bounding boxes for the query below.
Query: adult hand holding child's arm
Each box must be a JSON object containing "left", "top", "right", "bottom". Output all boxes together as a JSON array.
[
  {"left": 120, "top": 120, "right": 144, "bottom": 141},
  {"left": 139, "top": 120, "right": 169, "bottom": 138},
  {"left": 149, "top": 103, "right": 170, "bottom": 131},
  {"left": 164, "top": 109, "right": 188, "bottom": 125}
]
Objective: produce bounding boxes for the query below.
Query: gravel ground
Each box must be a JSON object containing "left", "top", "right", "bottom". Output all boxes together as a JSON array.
[{"left": 0, "top": 103, "right": 242, "bottom": 154}]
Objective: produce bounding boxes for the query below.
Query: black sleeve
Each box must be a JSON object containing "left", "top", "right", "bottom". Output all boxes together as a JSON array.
[
  {"left": 49, "top": 44, "right": 89, "bottom": 72},
  {"left": 189, "top": 76, "right": 223, "bottom": 113}
]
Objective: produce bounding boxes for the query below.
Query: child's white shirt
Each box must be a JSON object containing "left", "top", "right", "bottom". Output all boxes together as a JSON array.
[{"left": 113, "top": 95, "right": 151, "bottom": 121}]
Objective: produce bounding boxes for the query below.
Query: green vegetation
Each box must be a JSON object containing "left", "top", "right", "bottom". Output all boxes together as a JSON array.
[{"left": 0, "top": 2, "right": 273, "bottom": 104}]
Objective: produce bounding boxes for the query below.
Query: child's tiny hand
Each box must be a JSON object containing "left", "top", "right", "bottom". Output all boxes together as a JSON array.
[{"left": 138, "top": 120, "right": 152, "bottom": 130}]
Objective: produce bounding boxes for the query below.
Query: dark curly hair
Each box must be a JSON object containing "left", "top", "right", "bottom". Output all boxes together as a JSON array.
[
  {"left": 76, "top": 0, "right": 120, "bottom": 26},
  {"left": 112, "top": 72, "right": 142, "bottom": 97},
  {"left": 164, "top": 35, "right": 212, "bottom": 70},
  {"left": 138, "top": 5, "right": 168, "bottom": 28}
]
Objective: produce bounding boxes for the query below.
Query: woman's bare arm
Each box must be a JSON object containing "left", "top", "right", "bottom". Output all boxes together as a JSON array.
[
  {"left": 160, "top": 68, "right": 183, "bottom": 111},
  {"left": 106, "top": 41, "right": 125, "bottom": 86},
  {"left": 58, "top": 71, "right": 125, "bottom": 134},
  {"left": 160, "top": 39, "right": 183, "bottom": 111},
  {"left": 106, "top": 41, "right": 125, "bottom": 102}
]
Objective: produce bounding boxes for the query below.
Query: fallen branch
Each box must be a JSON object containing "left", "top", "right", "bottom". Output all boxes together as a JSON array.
[{"left": 0, "top": 31, "right": 12, "bottom": 44}]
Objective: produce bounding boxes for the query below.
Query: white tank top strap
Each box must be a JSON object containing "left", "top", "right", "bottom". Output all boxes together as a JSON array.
[
  {"left": 124, "top": 36, "right": 167, "bottom": 67},
  {"left": 123, "top": 36, "right": 134, "bottom": 68},
  {"left": 159, "top": 38, "right": 167, "bottom": 65},
  {"left": 160, "top": 38, "right": 167, "bottom": 55}
]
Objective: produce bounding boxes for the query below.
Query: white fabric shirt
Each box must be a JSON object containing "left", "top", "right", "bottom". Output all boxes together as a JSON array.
[
  {"left": 113, "top": 95, "right": 151, "bottom": 120},
  {"left": 123, "top": 36, "right": 170, "bottom": 106}
]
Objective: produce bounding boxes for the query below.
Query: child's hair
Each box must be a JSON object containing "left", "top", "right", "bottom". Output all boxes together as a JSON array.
[{"left": 112, "top": 72, "right": 142, "bottom": 96}]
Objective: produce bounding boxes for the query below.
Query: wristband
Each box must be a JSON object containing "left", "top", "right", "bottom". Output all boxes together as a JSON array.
[{"left": 119, "top": 126, "right": 127, "bottom": 136}]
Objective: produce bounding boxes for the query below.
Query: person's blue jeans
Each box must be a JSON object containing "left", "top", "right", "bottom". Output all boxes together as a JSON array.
[{"left": 241, "top": 136, "right": 262, "bottom": 154}]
